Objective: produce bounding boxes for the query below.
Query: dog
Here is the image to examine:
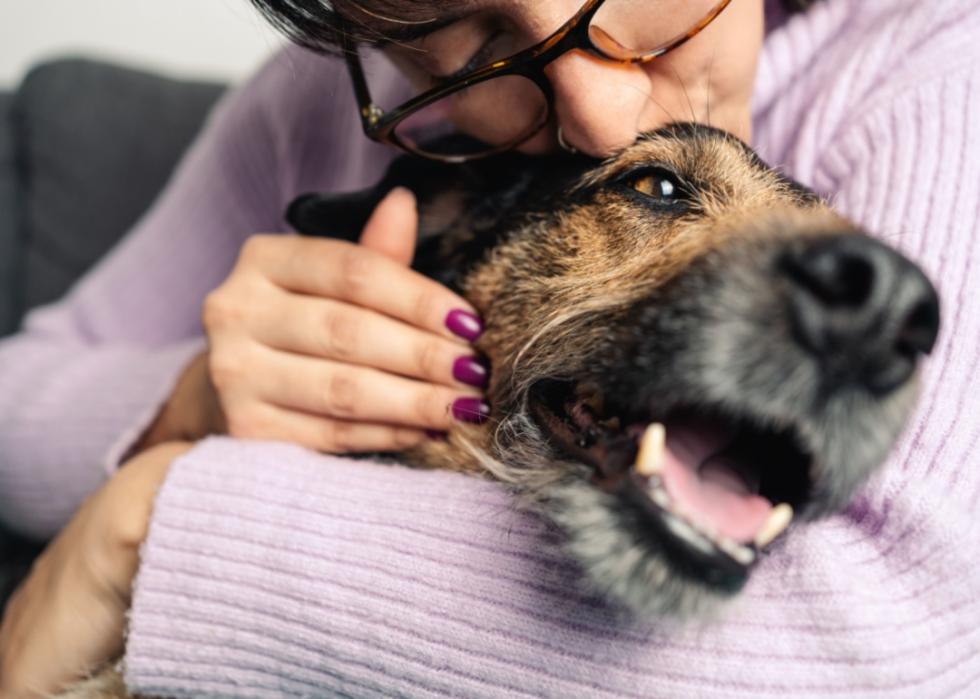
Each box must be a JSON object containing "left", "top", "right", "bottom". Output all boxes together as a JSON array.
[{"left": 56, "top": 123, "right": 939, "bottom": 696}]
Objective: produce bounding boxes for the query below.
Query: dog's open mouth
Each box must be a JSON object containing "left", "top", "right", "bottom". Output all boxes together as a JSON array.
[{"left": 529, "top": 378, "right": 814, "bottom": 584}]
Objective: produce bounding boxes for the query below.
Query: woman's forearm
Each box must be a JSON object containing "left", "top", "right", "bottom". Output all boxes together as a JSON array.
[
  {"left": 0, "top": 333, "right": 205, "bottom": 540},
  {"left": 123, "top": 437, "right": 980, "bottom": 698},
  {"left": 0, "top": 441, "right": 192, "bottom": 698},
  {"left": 0, "top": 45, "right": 317, "bottom": 540}
]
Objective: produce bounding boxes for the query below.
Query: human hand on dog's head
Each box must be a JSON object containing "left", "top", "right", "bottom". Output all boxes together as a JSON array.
[
  {"left": 135, "top": 186, "right": 496, "bottom": 456},
  {"left": 0, "top": 442, "right": 191, "bottom": 698}
]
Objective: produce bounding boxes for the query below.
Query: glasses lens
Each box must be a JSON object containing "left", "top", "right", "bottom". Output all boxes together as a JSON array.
[
  {"left": 590, "top": 0, "right": 727, "bottom": 60},
  {"left": 392, "top": 74, "right": 549, "bottom": 160}
]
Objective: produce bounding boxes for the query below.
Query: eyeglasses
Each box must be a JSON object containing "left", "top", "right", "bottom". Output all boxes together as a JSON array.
[{"left": 343, "top": 0, "right": 733, "bottom": 162}]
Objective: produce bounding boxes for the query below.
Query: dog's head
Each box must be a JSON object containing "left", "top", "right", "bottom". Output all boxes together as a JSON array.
[{"left": 290, "top": 124, "right": 940, "bottom": 618}]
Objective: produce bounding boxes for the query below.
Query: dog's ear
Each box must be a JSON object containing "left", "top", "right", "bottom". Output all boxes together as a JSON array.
[
  {"left": 286, "top": 152, "right": 491, "bottom": 243},
  {"left": 287, "top": 189, "right": 384, "bottom": 243},
  {"left": 286, "top": 142, "right": 596, "bottom": 290},
  {"left": 286, "top": 153, "right": 503, "bottom": 291},
  {"left": 287, "top": 134, "right": 509, "bottom": 240}
]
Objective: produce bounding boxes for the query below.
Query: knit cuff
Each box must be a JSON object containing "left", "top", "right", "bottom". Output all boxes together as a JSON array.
[
  {"left": 122, "top": 437, "right": 562, "bottom": 698},
  {"left": 120, "top": 435, "right": 980, "bottom": 698}
]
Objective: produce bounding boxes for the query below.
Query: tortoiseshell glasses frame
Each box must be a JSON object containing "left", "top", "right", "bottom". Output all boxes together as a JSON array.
[{"left": 343, "top": 0, "right": 734, "bottom": 162}]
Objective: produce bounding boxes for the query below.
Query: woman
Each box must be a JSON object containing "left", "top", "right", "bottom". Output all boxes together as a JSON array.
[{"left": 2, "top": 0, "right": 980, "bottom": 696}]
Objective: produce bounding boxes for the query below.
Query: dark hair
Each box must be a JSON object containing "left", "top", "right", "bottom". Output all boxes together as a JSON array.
[{"left": 248, "top": 0, "right": 820, "bottom": 56}]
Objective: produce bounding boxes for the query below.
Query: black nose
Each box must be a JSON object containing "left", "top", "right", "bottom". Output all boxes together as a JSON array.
[{"left": 779, "top": 234, "right": 940, "bottom": 395}]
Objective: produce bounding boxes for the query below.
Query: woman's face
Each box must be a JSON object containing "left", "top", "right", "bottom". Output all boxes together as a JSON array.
[{"left": 380, "top": 0, "right": 765, "bottom": 157}]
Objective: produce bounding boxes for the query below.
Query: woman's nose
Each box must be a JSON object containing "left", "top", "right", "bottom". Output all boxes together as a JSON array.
[{"left": 545, "top": 51, "right": 655, "bottom": 157}]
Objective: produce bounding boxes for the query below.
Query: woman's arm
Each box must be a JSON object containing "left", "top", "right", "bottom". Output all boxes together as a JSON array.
[
  {"left": 0, "top": 46, "right": 380, "bottom": 541},
  {"left": 122, "top": 423, "right": 980, "bottom": 698},
  {"left": 0, "top": 442, "right": 192, "bottom": 698},
  {"left": 120, "top": 2, "right": 980, "bottom": 697}
]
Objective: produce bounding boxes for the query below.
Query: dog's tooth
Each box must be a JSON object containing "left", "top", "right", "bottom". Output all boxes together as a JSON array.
[
  {"left": 688, "top": 512, "right": 719, "bottom": 541},
  {"left": 700, "top": 521, "right": 720, "bottom": 541},
  {"left": 671, "top": 499, "right": 692, "bottom": 523},
  {"left": 718, "top": 537, "right": 756, "bottom": 566},
  {"left": 663, "top": 513, "right": 715, "bottom": 555},
  {"left": 754, "top": 503, "right": 794, "bottom": 548},
  {"left": 730, "top": 544, "right": 755, "bottom": 566},
  {"left": 635, "top": 423, "right": 666, "bottom": 477},
  {"left": 650, "top": 487, "right": 671, "bottom": 510}
]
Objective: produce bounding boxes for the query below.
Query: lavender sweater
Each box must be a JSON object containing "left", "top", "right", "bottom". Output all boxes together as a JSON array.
[{"left": 2, "top": 0, "right": 980, "bottom": 696}]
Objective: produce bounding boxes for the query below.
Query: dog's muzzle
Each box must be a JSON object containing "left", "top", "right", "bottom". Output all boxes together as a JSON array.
[{"left": 527, "top": 232, "right": 940, "bottom": 588}]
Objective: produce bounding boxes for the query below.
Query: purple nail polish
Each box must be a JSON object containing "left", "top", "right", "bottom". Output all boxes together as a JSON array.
[
  {"left": 452, "top": 397, "right": 491, "bottom": 424},
  {"left": 425, "top": 429, "right": 447, "bottom": 441},
  {"left": 452, "top": 356, "right": 489, "bottom": 388},
  {"left": 445, "top": 309, "right": 483, "bottom": 342}
]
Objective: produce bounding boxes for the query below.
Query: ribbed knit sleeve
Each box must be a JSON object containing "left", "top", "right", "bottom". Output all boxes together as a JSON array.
[
  {"left": 124, "top": 432, "right": 980, "bottom": 698},
  {"left": 0, "top": 46, "right": 392, "bottom": 541},
  {"left": 121, "top": 1, "right": 980, "bottom": 697}
]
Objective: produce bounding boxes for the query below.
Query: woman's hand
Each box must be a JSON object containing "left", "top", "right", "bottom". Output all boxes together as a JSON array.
[
  {"left": 138, "top": 188, "right": 489, "bottom": 454},
  {"left": 0, "top": 442, "right": 192, "bottom": 699}
]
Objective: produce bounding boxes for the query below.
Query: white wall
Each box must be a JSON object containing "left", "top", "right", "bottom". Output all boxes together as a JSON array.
[{"left": 0, "top": 1, "right": 284, "bottom": 88}]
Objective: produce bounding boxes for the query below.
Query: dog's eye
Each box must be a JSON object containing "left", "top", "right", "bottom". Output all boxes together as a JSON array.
[{"left": 629, "top": 170, "right": 683, "bottom": 201}]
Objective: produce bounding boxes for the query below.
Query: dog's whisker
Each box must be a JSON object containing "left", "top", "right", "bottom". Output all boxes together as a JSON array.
[
  {"left": 510, "top": 293, "right": 639, "bottom": 396},
  {"left": 621, "top": 83, "right": 680, "bottom": 132},
  {"left": 669, "top": 65, "right": 699, "bottom": 124},
  {"left": 705, "top": 52, "right": 716, "bottom": 128}
]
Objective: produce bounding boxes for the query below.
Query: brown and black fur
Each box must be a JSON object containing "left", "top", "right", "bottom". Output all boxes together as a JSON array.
[
  {"left": 53, "top": 123, "right": 938, "bottom": 697},
  {"left": 288, "top": 123, "right": 937, "bottom": 614}
]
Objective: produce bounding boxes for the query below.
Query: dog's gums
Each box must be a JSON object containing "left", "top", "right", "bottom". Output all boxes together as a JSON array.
[
  {"left": 529, "top": 382, "right": 809, "bottom": 585},
  {"left": 286, "top": 123, "right": 941, "bottom": 620}
]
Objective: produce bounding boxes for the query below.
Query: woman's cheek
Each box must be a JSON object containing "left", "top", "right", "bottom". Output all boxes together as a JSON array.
[{"left": 637, "top": 1, "right": 763, "bottom": 140}]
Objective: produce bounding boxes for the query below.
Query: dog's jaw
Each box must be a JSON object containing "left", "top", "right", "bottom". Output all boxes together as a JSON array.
[
  {"left": 411, "top": 419, "right": 746, "bottom": 620},
  {"left": 546, "top": 481, "right": 732, "bottom": 620},
  {"left": 407, "top": 125, "right": 937, "bottom": 621},
  {"left": 410, "top": 228, "right": 928, "bottom": 620}
]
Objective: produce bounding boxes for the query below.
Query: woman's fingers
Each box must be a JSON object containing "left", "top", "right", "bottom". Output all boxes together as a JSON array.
[
  {"left": 232, "top": 403, "right": 430, "bottom": 453},
  {"left": 246, "top": 346, "right": 483, "bottom": 429},
  {"left": 358, "top": 187, "right": 418, "bottom": 265},
  {"left": 249, "top": 291, "right": 489, "bottom": 390},
  {"left": 199, "top": 189, "right": 489, "bottom": 455},
  {"left": 243, "top": 234, "right": 483, "bottom": 344}
]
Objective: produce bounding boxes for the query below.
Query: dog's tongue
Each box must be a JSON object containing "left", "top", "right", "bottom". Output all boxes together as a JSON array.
[{"left": 660, "top": 417, "right": 772, "bottom": 544}]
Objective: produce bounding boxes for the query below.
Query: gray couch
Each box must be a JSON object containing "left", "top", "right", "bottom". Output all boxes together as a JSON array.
[{"left": 0, "top": 57, "right": 226, "bottom": 609}]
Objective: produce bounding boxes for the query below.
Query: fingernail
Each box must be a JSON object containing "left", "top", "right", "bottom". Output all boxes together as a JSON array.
[
  {"left": 425, "top": 429, "right": 447, "bottom": 441},
  {"left": 452, "top": 356, "right": 489, "bottom": 389},
  {"left": 445, "top": 309, "right": 483, "bottom": 342},
  {"left": 389, "top": 186, "right": 417, "bottom": 210},
  {"left": 452, "top": 397, "right": 491, "bottom": 424}
]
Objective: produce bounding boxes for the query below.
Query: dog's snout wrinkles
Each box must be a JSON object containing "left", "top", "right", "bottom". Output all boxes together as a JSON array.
[{"left": 780, "top": 234, "right": 940, "bottom": 395}]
